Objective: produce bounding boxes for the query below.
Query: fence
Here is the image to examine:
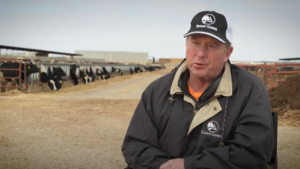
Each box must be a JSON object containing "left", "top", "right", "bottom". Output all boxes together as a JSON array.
[
  {"left": 235, "top": 62, "right": 300, "bottom": 89},
  {"left": 1, "top": 58, "right": 146, "bottom": 92},
  {"left": 0, "top": 58, "right": 42, "bottom": 91}
]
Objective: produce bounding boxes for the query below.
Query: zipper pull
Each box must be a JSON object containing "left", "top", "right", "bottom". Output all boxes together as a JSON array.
[
  {"left": 195, "top": 104, "right": 200, "bottom": 111},
  {"left": 169, "top": 95, "right": 175, "bottom": 105}
]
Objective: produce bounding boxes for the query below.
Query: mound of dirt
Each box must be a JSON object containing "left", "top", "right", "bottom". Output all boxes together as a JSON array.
[
  {"left": 279, "top": 110, "right": 300, "bottom": 127},
  {"left": 268, "top": 74, "right": 300, "bottom": 127},
  {"left": 268, "top": 75, "right": 300, "bottom": 114}
]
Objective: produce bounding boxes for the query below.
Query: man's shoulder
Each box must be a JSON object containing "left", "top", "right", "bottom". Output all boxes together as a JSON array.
[
  {"left": 144, "top": 70, "right": 176, "bottom": 93},
  {"left": 150, "top": 70, "right": 175, "bottom": 88},
  {"left": 231, "top": 64, "right": 265, "bottom": 86}
]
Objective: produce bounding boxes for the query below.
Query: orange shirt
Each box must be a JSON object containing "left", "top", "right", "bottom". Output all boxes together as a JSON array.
[{"left": 188, "top": 83, "right": 203, "bottom": 101}]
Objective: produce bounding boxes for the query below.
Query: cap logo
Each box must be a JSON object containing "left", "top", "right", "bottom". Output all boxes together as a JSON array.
[
  {"left": 207, "top": 121, "right": 219, "bottom": 133},
  {"left": 202, "top": 14, "right": 215, "bottom": 25}
]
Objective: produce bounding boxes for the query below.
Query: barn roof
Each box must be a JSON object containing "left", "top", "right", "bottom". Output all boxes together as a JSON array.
[
  {"left": 0, "top": 45, "right": 83, "bottom": 57},
  {"left": 279, "top": 57, "right": 300, "bottom": 61}
]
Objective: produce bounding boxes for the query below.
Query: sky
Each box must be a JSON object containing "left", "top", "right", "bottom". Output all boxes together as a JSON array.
[{"left": 0, "top": 0, "right": 299, "bottom": 61}]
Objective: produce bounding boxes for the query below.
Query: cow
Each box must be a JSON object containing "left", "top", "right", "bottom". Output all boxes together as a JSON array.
[
  {"left": 40, "top": 65, "right": 57, "bottom": 91},
  {"left": 0, "top": 61, "right": 40, "bottom": 90},
  {"left": 53, "top": 66, "right": 67, "bottom": 85},
  {"left": 145, "top": 66, "right": 155, "bottom": 72},
  {"left": 85, "top": 67, "right": 95, "bottom": 82},
  {"left": 102, "top": 66, "right": 110, "bottom": 79},
  {"left": 141, "top": 66, "right": 146, "bottom": 72},
  {"left": 130, "top": 67, "right": 133, "bottom": 75},
  {"left": 85, "top": 68, "right": 91, "bottom": 82},
  {"left": 40, "top": 65, "right": 65, "bottom": 91},
  {"left": 95, "top": 66, "right": 110, "bottom": 80},
  {"left": 145, "top": 65, "right": 165, "bottom": 71},
  {"left": 95, "top": 66, "right": 105, "bottom": 80},
  {"left": 70, "top": 64, "right": 79, "bottom": 85},
  {"left": 79, "top": 66, "right": 90, "bottom": 84},
  {"left": 112, "top": 67, "right": 123, "bottom": 76},
  {"left": 87, "top": 66, "right": 95, "bottom": 82},
  {"left": 48, "top": 67, "right": 64, "bottom": 90},
  {"left": 134, "top": 66, "right": 142, "bottom": 73},
  {"left": 53, "top": 67, "right": 66, "bottom": 76},
  {"left": 134, "top": 66, "right": 146, "bottom": 73}
]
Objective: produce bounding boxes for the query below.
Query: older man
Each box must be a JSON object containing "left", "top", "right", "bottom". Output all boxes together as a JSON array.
[{"left": 122, "top": 11, "right": 274, "bottom": 169}]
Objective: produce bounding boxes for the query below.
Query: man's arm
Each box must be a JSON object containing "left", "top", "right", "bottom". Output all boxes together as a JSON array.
[
  {"left": 160, "top": 159, "right": 185, "bottom": 169},
  {"left": 184, "top": 82, "right": 274, "bottom": 169},
  {"left": 122, "top": 91, "right": 170, "bottom": 169}
]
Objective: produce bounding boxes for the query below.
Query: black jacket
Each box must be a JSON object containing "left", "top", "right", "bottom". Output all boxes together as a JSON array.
[{"left": 122, "top": 60, "right": 274, "bottom": 169}]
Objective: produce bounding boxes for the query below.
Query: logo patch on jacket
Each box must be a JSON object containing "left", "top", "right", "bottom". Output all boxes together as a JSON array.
[
  {"left": 201, "top": 120, "right": 222, "bottom": 138},
  {"left": 207, "top": 121, "right": 219, "bottom": 133}
]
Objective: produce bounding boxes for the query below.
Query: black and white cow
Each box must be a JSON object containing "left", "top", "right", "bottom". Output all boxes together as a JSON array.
[
  {"left": 0, "top": 61, "right": 40, "bottom": 88},
  {"left": 102, "top": 66, "right": 110, "bottom": 78},
  {"left": 95, "top": 66, "right": 104, "bottom": 80},
  {"left": 86, "top": 66, "right": 95, "bottom": 82},
  {"left": 79, "top": 66, "right": 90, "bottom": 84},
  {"left": 95, "top": 66, "right": 110, "bottom": 80},
  {"left": 70, "top": 64, "right": 79, "bottom": 85},
  {"left": 40, "top": 65, "right": 56, "bottom": 91},
  {"left": 145, "top": 65, "right": 165, "bottom": 72},
  {"left": 145, "top": 66, "right": 155, "bottom": 72},
  {"left": 130, "top": 67, "right": 133, "bottom": 75},
  {"left": 112, "top": 67, "right": 123, "bottom": 76},
  {"left": 134, "top": 66, "right": 142, "bottom": 73},
  {"left": 70, "top": 65, "right": 92, "bottom": 85},
  {"left": 48, "top": 67, "right": 64, "bottom": 90},
  {"left": 141, "top": 66, "right": 146, "bottom": 72},
  {"left": 40, "top": 65, "right": 65, "bottom": 91},
  {"left": 53, "top": 67, "right": 66, "bottom": 77},
  {"left": 52, "top": 66, "right": 66, "bottom": 86}
]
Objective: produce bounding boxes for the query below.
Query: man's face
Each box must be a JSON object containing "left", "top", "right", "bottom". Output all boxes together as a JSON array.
[{"left": 185, "top": 34, "right": 233, "bottom": 81}]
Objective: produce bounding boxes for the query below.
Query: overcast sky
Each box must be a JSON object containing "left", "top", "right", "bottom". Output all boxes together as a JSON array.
[{"left": 0, "top": 0, "right": 299, "bottom": 61}]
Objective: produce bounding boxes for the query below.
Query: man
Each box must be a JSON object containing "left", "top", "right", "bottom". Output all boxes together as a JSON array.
[{"left": 122, "top": 11, "right": 274, "bottom": 169}]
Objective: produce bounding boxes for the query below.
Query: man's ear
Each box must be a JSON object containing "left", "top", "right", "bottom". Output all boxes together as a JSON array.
[
  {"left": 185, "top": 36, "right": 189, "bottom": 46},
  {"left": 224, "top": 46, "right": 233, "bottom": 62}
]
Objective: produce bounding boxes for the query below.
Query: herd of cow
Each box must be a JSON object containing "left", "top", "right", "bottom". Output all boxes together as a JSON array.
[{"left": 0, "top": 61, "right": 165, "bottom": 92}]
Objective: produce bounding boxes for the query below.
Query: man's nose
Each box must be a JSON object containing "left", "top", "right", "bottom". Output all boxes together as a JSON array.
[{"left": 196, "top": 46, "right": 206, "bottom": 58}]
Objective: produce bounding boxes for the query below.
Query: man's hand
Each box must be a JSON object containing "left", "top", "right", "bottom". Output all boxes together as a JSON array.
[{"left": 160, "top": 158, "right": 185, "bottom": 169}]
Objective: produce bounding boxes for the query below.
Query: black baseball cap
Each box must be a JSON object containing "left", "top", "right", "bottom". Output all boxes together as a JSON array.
[{"left": 184, "top": 11, "right": 233, "bottom": 43}]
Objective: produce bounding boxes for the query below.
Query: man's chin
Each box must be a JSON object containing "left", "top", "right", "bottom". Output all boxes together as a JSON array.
[{"left": 190, "top": 70, "right": 207, "bottom": 78}]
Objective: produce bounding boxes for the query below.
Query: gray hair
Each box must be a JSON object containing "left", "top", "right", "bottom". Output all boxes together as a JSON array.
[{"left": 225, "top": 43, "right": 232, "bottom": 50}]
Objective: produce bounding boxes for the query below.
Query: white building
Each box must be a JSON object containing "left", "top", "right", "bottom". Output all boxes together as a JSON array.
[{"left": 75, "top": 50, "right": 148, "bottom": 65}]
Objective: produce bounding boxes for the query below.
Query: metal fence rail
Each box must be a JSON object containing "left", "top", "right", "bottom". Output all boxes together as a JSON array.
[
  {"left": 1, "top": 58, "right": 146, "bottom": 92},
  {"left": 235, "top": 62, "right": 300, "bottom": 89}
]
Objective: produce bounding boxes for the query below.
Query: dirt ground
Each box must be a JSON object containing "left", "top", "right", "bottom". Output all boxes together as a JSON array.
[{"left": 1, "top": 68, "right": 300, "bottom": 169}]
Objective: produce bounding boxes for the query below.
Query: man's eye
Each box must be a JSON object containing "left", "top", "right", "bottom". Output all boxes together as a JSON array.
[{"left": 208, "top": 44, "right": 216, "bottom": 48}]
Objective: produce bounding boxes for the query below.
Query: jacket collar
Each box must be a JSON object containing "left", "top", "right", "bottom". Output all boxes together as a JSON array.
[{"left": 170, "top": 60, "right": 234, "bottom": 97}]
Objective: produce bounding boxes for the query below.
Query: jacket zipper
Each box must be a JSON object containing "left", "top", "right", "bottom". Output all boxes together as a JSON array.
[
  {"left": 181, "top": 94, "right": 222, "bottom": 156},
  {"left": 195, "top": 94, "right": 221, "bottom": 111}
]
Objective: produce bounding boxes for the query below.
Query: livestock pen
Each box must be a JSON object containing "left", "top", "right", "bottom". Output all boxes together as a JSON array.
[{"left": 0, "top": 58, "right": 151, "bottom": 93}]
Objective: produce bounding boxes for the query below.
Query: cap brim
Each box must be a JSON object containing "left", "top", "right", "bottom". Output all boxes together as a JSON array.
[{"left": 184, "top": 31, "right": 226, "bottom": 43}]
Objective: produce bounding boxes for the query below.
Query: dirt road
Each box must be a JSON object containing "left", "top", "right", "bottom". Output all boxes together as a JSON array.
[
  {"left": 0, "top": 69, "right": 299, "bottom": 169},
  {"left": 59, "top": 70, "right": 167, "bottom": 99}
]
